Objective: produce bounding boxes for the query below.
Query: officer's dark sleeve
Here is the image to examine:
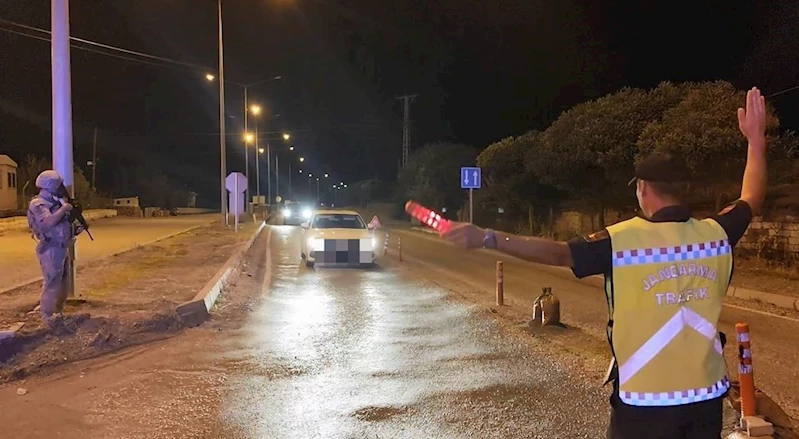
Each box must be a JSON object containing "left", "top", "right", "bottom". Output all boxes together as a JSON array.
[
  {"left": 712, "top": 200, "right": 753, "bottom": 248},
  {"left": 567, "top": 229, "right": 612, "bottom": 279}
]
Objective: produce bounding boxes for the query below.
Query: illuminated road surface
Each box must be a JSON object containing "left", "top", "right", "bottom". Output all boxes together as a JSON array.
[
  {"left": 215, "top": 225, "right": 606, "bottom": 437},
  {"left": 0, "top": 225, "right": 609, "bottom": 438}
]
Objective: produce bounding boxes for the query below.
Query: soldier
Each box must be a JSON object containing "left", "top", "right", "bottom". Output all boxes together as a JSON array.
[
  {"left": 441, "top": 87, "right": 768, "bottom": 438},
  {"left": 27, "top": 170, "right": 82, "bottom": 325}
]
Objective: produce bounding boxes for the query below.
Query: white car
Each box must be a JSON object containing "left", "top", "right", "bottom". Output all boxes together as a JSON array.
[{"left": 300, "top": 210, "right": 378, "bottom": 268}]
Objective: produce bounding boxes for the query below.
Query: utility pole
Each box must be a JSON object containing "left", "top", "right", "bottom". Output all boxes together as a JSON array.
[
  {"left": 91, "top": 126, "right": 97, "bottom": 191},
  {"left": 52, "top": 0, "right": 78, "bottom": 299},
  {"left": 395, "top": 94, "right": 417, "bottom": 169}
]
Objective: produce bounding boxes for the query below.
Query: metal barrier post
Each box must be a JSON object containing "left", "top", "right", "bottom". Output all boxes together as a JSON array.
[
  {"left": 496, "top": 261, "right": 504, "bottom": 306},
  {"left": 398, "top": 236, "right": 403, "bottom": 262}
]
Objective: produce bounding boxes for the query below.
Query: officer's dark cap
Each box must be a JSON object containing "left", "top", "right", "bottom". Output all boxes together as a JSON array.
[{"left": 627, "top": 150, "right": 689, "bottom": 186}]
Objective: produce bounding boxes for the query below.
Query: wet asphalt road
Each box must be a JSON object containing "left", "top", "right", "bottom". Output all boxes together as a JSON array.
[
  {"left": 0, "top": 224, "right": 612, "bottom": 438},
  {"left": 214, "top": 225, "right": 608, "bottom": 438},
  {"left": 386, "top": 227, "right": 799, "bottom": 421}
]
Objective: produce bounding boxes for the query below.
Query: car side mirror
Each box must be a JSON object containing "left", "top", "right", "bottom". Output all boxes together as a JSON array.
[{"left": 301, "top": 222, "right": 309, "bottom": 229}]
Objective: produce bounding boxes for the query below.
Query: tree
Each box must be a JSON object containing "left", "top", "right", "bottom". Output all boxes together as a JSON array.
[
  {"left": 533, "top": 84, "right": 686, "bottom": 226},
  {"left": 636, "top": 81, "right": 780, "bottom": 210},
  {"left": 16, "top": 155, "right": 93, "bottom": 205},
  {"left": 478, "top": 131, "right": 561, "bottom": 233},
  {"left": 397, "top": 142, "right": 477, "bottom": 219}
]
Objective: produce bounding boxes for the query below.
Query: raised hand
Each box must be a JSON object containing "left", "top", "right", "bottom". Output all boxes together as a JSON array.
[{"left": 737, "top": 87, "right": 767, "bottom": 141}]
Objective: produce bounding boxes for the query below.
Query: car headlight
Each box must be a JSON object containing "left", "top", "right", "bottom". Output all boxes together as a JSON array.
[
  {"left": 302, "top": 208, "right": 312, "bottom": 219},
  {"left": 282, "top": 208, "right": 291, "bottom": 217},
  {"left": 372, "top": 237, "right": 378, "bottom": 250},
  {"left": 307, "top": 238, "right": 324, "bottom": 252}
]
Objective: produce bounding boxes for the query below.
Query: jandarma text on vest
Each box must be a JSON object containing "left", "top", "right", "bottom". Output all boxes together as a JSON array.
[{"left": 642, "top": 262, "right": 718, "bottom": 291}]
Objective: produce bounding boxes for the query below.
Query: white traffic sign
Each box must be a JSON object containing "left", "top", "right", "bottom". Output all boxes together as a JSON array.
[
  {"left": 225, "top": 172, "right": 247, "bottom": 193},
  {"left": 460, "top": 167, "right": 481, "bottom": 189}
]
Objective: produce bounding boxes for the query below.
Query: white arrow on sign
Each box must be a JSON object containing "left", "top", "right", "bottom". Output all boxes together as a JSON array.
[
  {"left": 463, "top": 173, "right": 470, "bottom": 185},
  {"left": 472, "top": 170, "right": 479, "bottom": 186}
]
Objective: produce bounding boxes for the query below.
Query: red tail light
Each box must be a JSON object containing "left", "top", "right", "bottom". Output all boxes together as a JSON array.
[{"left": 405, "top": 200, "right": 452, "bottom": 233}]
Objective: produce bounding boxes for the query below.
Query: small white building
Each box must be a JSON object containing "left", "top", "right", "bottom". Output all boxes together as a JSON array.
[
  {"left": 0, "top": 155, "right": 18, "bottom": 211},
  {"left": 113, "top": 196, "right": 140, "bottom": 207}
]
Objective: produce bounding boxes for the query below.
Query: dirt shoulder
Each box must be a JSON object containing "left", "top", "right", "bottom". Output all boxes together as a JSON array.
[
  {"left": 0, "top": 220, "right": 260, "bottom": 383},
  {"left": 0, "top": 229, "right": 270, "bottom": 439},
  {"left": 733, "top": 256, "right": 799, "bottom": 297}
]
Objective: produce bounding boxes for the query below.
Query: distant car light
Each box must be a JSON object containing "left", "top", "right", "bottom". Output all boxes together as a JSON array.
[
  {"left": 302, "top": 208, "right": 312, "bottom": 219},
  {"left": 282, "top": 208, "right": 291, "bottom": 217}
]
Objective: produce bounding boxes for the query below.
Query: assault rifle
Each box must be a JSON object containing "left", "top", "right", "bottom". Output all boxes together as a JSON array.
[{"left": 56, "top": 184, "right": 95, "bottom": 241}]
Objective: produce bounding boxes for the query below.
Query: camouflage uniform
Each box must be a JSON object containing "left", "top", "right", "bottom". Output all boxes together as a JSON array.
[{"left": 27, "top": 171, "right": 73, "bottom": 319}]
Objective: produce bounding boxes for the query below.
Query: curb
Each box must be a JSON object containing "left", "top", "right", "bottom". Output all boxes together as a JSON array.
[
  {"left": 0, "top": 222, "right": 214, "bottom": 297},
  {"left": 399, "top": 227, "right": 799, "bottom": 312},
  {"left": 176, "top": 222, "right": 267, "bottom": 327}
]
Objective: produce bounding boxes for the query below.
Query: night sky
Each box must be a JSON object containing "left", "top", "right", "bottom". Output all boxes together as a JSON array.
[{"left": 1, "top": 1, "right": 798, "bottom": 206}]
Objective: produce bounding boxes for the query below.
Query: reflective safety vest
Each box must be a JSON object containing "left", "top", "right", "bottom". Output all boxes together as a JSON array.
[{"left": 606, "top": 216, "right": 732, "bottom": 407}]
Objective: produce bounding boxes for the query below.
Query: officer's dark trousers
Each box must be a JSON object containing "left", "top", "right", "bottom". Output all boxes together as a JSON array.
[{"left": 607, "top": 392, "right": 724, "bottom": 439}]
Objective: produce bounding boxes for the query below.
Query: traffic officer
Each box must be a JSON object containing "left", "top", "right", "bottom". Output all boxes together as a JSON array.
[
  {"left": 27, "top": 170, "right": 80, "bottom": 325},
  {"left": 441, "top": 87, "right": 768, "bottom": 438}
]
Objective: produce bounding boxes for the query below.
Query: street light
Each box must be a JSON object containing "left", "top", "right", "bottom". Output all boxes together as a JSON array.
[
  {"left": 324, "top": 173, "right": 329, "bottom": 178},
  {"left": 250, "top": 105, "right": 262, "bottom": 116},
  {"left": 299, "top": 157, "right": 305, "bottom": 162},
  {"left": 298, "top": 169, "right": 303, "bottom": 173},
  {"left": 289, "top": 146, "right": 294, "bottom": 151},
  {"left": 244, "top": 132, "right": 255, "bottom": 143},
  {"left": 283, "top": 133, "right": 290, "bottom": 140},
  {"left": 205, "top": 73, "right": 215, "bottom": 82}
]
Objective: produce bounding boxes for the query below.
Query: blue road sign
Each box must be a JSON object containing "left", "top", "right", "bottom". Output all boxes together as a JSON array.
[{"left": 460, "top": 167, "right": 481, "bottom": 189}]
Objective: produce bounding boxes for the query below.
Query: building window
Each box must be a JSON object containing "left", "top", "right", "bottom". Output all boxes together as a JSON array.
[{"left": 8, "top": 172, "right": 16, "bottom": 188}]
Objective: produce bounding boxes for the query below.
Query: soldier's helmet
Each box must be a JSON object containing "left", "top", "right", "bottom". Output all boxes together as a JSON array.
[{"left": 35, "top": 170, "right": 64, "bottom": 192}]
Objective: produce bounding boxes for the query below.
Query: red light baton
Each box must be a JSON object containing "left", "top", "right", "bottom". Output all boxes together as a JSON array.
[{"left": 405, "top": 200, "right": 452, "bottom": 234}]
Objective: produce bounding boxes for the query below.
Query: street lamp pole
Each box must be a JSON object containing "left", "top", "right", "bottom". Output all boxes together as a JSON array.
[
  {"left": 255, "top": 121, "right": 260, "bottom": 198},
  {"left": 276, "top": 154, "right": 280, "bottom": 200},
  {"left": 288, "top": 164, "right": 292, "bottom": 199},
  {"left": 243, "top": 86, "right": 249, "bottom": 207},
  {"left": 217, "top": 0, "right": 227, "bottom": 226},
  {"left": 267, "top": 142, "right": 272, "bottom": 204}
]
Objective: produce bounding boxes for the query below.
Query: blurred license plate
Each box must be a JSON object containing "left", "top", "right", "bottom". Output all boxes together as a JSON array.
[{"left": 314, "top": 239, "right": 372, "bottom": 265}]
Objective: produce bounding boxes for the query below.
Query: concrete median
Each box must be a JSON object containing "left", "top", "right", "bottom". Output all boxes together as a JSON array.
[{"left": 176, "top": 222, "right": 268, "bottom": 327}]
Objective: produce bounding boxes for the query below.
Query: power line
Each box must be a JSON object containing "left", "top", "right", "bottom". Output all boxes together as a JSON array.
[
  {"left": 0, "top": 25, "right": 204, "bottom": 73},
  {"left": 0, "top": 17, "right": 211, "bottom": 71},
  {"left": 767, "top": 84, "right": 799, "bottom": 99}
]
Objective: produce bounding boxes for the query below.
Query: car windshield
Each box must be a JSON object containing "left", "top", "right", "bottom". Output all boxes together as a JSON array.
[{"left": 312, "top": 214, "right": 366, "bottom": 229}]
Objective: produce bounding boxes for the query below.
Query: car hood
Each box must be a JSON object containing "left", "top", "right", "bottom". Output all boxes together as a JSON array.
[{"left": 308, "top": 229, "right": 372, "bottom": 240}]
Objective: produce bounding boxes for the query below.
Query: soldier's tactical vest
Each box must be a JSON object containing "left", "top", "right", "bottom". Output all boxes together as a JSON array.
[
  {"left": 606, "top": 216, "right": 732, "bottom": 407},
  {"left": 28, "top": 196, "right": 71, "bottom": 244}
]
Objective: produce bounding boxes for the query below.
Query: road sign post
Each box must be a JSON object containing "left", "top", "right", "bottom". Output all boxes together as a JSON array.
[
  {"left": 226, "top": 172, "right": 247, "bottom": 232},
  {"left": 460, "top": 167, "right": 481, "bottom": 223}
]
